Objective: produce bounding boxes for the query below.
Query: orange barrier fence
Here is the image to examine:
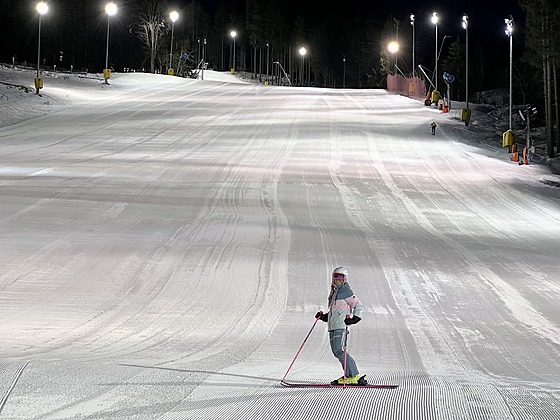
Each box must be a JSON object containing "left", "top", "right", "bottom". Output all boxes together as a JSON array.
[{"left": 387, "top": 75, "right": 427, "bottom": 99}]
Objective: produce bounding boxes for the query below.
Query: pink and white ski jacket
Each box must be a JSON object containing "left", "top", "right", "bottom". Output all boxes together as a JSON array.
[{"left": 327, "top": 282, "right": 363, "bottom": 331}]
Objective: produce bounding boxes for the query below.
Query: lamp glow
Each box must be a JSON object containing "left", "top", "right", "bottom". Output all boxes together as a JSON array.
[
  {"left": 431, "top": 12, "right": 438, "bottom": 25},
  {"left": 387, "top": 41, "right": 399, "bottom": 54},
  {"left": 505, "top": 18, "right": 513, "bottom": 37},
  {"left": 105, "top": 2, "right": 117, "bottom": 16},
  {"left": 36, "top": 2, "right": 48, "bottom": 15}
]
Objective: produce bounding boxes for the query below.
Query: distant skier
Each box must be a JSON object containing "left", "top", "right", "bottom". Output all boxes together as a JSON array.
[
  {"left": 431, "top": 121, "right": 437, "bottom": 135},
  {"left": 315, "top": 267, "right": 367, "bottom": 385}
]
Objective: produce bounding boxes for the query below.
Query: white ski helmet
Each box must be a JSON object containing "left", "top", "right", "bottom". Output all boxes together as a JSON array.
[{"left": 332, "top": 266, "right": 348, "bottom": 280}]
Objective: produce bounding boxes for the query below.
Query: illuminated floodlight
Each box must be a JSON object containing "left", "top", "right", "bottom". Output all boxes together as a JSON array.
[
  {"left": 387, "top": 41, "right": 399, "bottom": 54},
  {"left": 299, "top": 46, "right": 307, "bottom": 57},
  {"left": 170, "top": 10, "right": 179, "bottom": 22},
  {"left": 431, "top": 12, "right": 438, "bottom": 25},
  {"left": 36, "top": 2, "right": 48, "bottom": 15},
  {"left": 462, "top": 14, "right": 468, "bottom": 30},
  {"left": 504, "top": 17, "right": 513, "bottom": 37},
  {"left": 105, "top": 2, "right": 117, "bottom": 16}
]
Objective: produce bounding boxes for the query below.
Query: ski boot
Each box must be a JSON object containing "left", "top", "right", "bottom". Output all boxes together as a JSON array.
[
  {"left": 331, "top": 374, "right": 361, "bottom": 385},
  {"left": 356, "top": 375, "right": 368, "bottom": 386}
]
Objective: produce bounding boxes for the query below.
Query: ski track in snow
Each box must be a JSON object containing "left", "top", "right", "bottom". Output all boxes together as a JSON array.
[{"left": 0, "top": 69, "right": 559, "bottom": 419}]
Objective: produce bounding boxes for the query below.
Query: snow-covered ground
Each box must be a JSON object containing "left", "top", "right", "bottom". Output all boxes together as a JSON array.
[{"left": 1, "top": 66, "right": 560, "bottom": 419}]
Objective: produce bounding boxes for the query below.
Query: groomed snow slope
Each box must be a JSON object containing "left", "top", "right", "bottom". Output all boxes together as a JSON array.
[{"left": 0, "top": 69, "right": 559, "bottom": 419}]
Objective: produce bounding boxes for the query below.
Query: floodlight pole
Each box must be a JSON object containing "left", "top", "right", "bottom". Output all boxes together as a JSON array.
[
  {"left": 230, "top": 30, "right": 237, "bottom": 73},
  {"left": 201, "top": 37, "right": 207, "bottom": 79},
  {"left": 394, "top": 18, "right": 399, "bottom": 76},
  {"left": 169, "top": 11, "right": 179, "bottom": 74},
  {"left": 432, "top": 12, "right": 439, "bottom": 91},
  {"left": 266, "top": 43, "right": 270, "bottom": 82},
  {"left": 35, "top": 2, "right": 48, "bottom": 95},
  {"left": 299, "top": 47, "right": 306, "bottom": 86},
  {"left": 169, "top": 21, "right": 175, "bottom": 69},
  {"left": 410, "top": 14, "right": 415, "bottom": 77},
  {"left": 463, "top": 15, "right": 469, "bottom": 109},
  {"left": 37, "top": 11, "right": 43, "bottom": 80},
  {"left": 505, "top": 17, "right": 513, "bottom": 130},
  {"left": 104, "top": 3, "right": 117, "bottom": 84},
  {"left": 343, "top": 55, "right": 346, "bottom": 88}
]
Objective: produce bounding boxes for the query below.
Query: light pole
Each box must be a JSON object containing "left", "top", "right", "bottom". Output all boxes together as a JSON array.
[
  {"left": 505, "top": 17, "right": 513, "bottom": 131},
  {"left": 168, "top": 11, "right": 179, "bottom": 75},
  {"left": 343, "top": 55, "right": 346, "bottom": 88},
  {"left": 299, "top": 47, "right": 307, "bottom": 86},
  {"left": 410, "top": 14, "right": 415, "bottom": 77},
  {"left": 462, "top": 14, "right": 469, "bottom": 109},
  {"left": 431, "top": 12, "right": 439, "bottom": 92},
  {"left": 35, "top": 1, "right": 48, "bottom": 95},
  {"left": 104, "top": 2, "right": 117, "bottom": 84},
  {"left": 266, "top": 43, "right": 270, "bottom": 83},
  {"left": 388, "top": 41, "right": 399, "bottom": 75},
  {"left": 201, "top": 37, "right": 207, "bottom": 79},
  {"left": 230, "top": 30, "right": 237, "bottom": 73}
]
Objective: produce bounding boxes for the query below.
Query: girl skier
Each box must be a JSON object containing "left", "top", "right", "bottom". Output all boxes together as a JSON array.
[{"left": 316, "top": 267, "right": 367, "bottom": 385}]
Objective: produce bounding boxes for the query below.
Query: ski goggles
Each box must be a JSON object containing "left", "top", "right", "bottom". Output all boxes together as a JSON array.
[{"left": 332, "top": 273, "right": 346, "bottom": 281}]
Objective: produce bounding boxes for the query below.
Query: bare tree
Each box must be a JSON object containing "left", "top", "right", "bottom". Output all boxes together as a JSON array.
[{"left": 135, "top": 0, "right": 166, "bottom": 73}]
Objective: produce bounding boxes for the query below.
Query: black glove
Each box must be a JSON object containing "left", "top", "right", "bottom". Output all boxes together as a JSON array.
[
  {"left": 315, "top": 311, "right": 328, "bottom": 322},
  {"left": 344, "top": 315, "right": 361, "bottom": 325}
]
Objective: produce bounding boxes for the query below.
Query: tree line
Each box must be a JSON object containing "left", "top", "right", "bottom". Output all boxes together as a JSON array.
[{"left": 517, "top": 0, "right": 559, "bottom": 157}]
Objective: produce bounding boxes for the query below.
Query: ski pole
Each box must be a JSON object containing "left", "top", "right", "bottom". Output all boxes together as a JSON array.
[
  {"left": 343, "top": 315, "right": 350, "bottom": 388},
  {"left": 281, "top": 314, "right": 321, "bottom": 383}
]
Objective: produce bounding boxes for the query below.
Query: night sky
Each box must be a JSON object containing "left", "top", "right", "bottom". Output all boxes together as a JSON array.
[{"left": 291, "top": 0, "right": 523, "bottom": 46}]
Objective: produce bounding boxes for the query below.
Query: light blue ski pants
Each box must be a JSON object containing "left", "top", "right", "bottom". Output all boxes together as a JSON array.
[{"left": 329, "top": 329, "right": 359, "bottom": 377}]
